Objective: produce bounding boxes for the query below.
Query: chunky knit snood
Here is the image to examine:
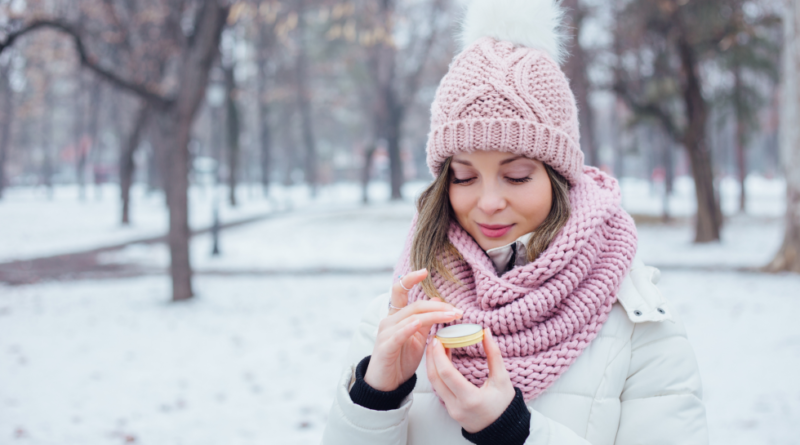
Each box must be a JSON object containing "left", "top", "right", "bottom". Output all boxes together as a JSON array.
[{"left": 394, "top": 167, "right": 637, "bottom": 402}]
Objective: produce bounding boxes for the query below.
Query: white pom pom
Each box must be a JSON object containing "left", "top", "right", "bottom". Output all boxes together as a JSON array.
[{"left": 459, "top": 0, "right": 569, "bottom": 65}]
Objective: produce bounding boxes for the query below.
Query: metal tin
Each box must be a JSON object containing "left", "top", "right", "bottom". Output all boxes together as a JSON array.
[{"left": 435, "top": 324, "right": 484, "bottom": 349}]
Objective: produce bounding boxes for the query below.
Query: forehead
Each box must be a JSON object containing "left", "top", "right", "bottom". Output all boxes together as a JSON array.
[{"left": 451, "top": 151, "right": 540, "bottom": 167}]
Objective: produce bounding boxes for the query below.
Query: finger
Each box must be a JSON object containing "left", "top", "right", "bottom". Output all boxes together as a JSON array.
[
  {"left": 426, "top": 339, "right": 457, "bottom": 403},
  {"left": 483, "top": 329, "right": 510, "bottom": 382},
  {"left": 430, "top": 336, "right": 476, "bottom": 398},
  {"left": 405, "top": 311, "right": 463, "bottom": 330},
  {"left": 381, "top": 317, "right": 421, "bottom": 352},
  {"left": 392, "top": 300, "right": 461, "bottom": 322},
  {"left": 389, "top": 269, "right": 428, "bottom": 315}
]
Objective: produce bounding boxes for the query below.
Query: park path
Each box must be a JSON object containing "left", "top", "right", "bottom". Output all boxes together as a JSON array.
[{"left": 0, "top": 212, "right": 282, "bottom": 285}]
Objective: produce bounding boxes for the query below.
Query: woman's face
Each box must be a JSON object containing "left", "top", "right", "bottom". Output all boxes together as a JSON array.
[{"left": 448, "top": 151, "right": 553, "bottom": 251}]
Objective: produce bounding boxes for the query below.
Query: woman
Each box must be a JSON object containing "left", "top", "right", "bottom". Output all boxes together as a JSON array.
[{"left": 322, "top": 0, "right": 708, "bottom": 443}]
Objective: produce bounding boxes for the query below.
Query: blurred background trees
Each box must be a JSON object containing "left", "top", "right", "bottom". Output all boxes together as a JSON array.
[
  {"left": 767, "top": 0, "right": 799, "bottom": 273},
  {"left": 0, "top": 0, "right": 796, "bottom": 300}
]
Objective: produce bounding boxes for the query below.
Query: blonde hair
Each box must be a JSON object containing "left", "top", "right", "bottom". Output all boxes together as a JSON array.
[{"left": 411, "top": 157, "right": 571, "bottom": 301}]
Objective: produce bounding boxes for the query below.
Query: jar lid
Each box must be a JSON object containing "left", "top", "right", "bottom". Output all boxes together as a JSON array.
[{"left": 435, "top": 324, "right": 484, "bottom": 349}]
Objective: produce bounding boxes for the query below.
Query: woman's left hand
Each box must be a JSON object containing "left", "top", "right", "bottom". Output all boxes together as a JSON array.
[{"left": 426, "top": 328, "right": 517, "bottom": 433}]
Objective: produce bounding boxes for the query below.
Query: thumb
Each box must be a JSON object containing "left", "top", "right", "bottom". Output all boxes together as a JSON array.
[{"left": 483, "top": 329, "right": 509, "bottom": 382}]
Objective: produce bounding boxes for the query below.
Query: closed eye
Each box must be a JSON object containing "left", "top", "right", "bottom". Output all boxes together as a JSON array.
[
  {"left": 452, "top": 177, "right": 476, "bottom": 185},
  {"left": 506, "top": 176, "right": 532, "bottom": 184}
]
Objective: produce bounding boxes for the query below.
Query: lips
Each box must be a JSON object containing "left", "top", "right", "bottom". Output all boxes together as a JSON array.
[{"left": 477, "top": 223, "right": 514, "bottom": 238}]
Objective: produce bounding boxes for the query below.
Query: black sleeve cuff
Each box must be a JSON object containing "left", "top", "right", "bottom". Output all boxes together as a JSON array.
[
  {"left": 462, "top": 387, "right": 531, "bottom": 445},
  {"left": 348, "top": 355, "right": 417, "bottom": 411}
]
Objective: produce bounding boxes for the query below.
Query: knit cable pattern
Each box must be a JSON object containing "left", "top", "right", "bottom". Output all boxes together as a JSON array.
[
  {"left": 393, "top": 167, "right": 638, "bottom": 402},
  {"left": 426, "top": 37, "right": 584, "bottom": 185}
]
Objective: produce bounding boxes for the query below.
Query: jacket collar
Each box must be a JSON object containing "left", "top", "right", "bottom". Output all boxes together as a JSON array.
[{"left": 485, "top": 232, "right": 534, "bottom": 275}]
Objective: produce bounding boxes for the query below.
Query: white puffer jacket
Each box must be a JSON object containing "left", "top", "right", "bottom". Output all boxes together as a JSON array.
[{"left": 322, "top": 259, "right": 708, "bottom": 444}]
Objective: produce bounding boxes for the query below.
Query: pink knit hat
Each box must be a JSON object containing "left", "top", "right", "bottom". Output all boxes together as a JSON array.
[{"left": 426, "top": 0, "right": 584, "bottom": 184}]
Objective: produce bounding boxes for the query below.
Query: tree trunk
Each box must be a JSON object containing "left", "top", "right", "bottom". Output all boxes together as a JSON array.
[
  {"left": 387, "top": 107, "right": 404, "bottom": 200},
  {"left": 677, "top": 37, "right": 722, "bottom": 243},
  {"left": 161, "top": 0, "right": 228, "bottom": 302},
  {"left": 224, "top": 64, "right": 240, "bottom": 207},
  {"left": 147, "top": 125, "right": 163, "bottom": 193},
  {"left": 257, "top": 18, "right": 273, "bottom": 196},
  {"left": 0, "top": 64, "right": 12, "bottom": 199},
  {"left": 120, "top": 103, "right": 150, "bottom": 225},
  {"left": 362, "top": 142, "right": 376, "bottom": 204},
  {"left": 155, "top": 110, "right": 194, "bottom": 301},
  {"left": 295, "top": 0, "right": 317, "bottom": 196},
  {"left": 79, "top": 80, "right": 102, "bottom": 200},
  {"left": 41, "top": 85, "right": 55, "bottom": 199},
  {"left": 662, "top": 131, "right": 673, "bottom": 222},
  {"left": 766, "top": 0, "right": 800, "bottom": 273},
  {"left": 73, "top": 73, "right": 86, "bottom": 198},
  {"left": 733, "top": 65, "right": 747, "bottom": 213},
  {"left": 258, "top": 87, "right": 272, "bottom": 195},
  {"left": 562, "top": 0, "right": 597, "bottom": 166}
]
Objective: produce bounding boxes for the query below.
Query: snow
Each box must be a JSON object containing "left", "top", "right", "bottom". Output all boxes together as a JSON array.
[
  {"left": 659, "top": 271, "right": 800, "bottom": 445},
  {"left": 0, "top": 181, "right": 429, "bottom": 263},
  {"left": 0, "top": 275, "right": 383, "bottom": 445},
  {"left": 0, "top": 175, "right": 798, "bottom": 444},
  {"left": 0, "top": 184, "right": 269, "bottom": 263}
]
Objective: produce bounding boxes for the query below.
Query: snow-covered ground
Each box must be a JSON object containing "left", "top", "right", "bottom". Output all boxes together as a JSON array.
[
  {"left": 3, "top": 269, "right": 798, "bottom": 445},
  {"left": 0, "top": 175, "right": 797, "bottom": 444},
  {"left": 0, "top": 275, "right": 384, "bottom": 445}
]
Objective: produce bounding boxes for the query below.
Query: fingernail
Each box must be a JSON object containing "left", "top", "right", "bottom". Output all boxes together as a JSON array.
[{"left": 432, "top": 338, "right": 439, "bottom": 347}]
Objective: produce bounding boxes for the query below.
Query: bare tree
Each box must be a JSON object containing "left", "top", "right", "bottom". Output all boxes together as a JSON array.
[
  {"left": 0, "top": 58, "right": 12, "bottom": 199},
  {"left": 715, "top": 8, "right": 781, "bottom": 213},
  {"left": 223, "top": 62, "right": 241, "bottom": 206},
  {"left": 0, "top": 0, "right": 229, "bottom": 301},
  {"left": 562, "top": 0, "right": 597, "bottom": 166},
  {"left": 295, "top": 0, "right": 318, "bottom": 196},
  {"left": 119, "top": 102, "right": 150, "bottom": 225},
  {"left": 611, "top": 0, "right": 778, "bottom": 242},
  {"left": 360, "top": 0, "right": 447, "bottom": 200},
  {"left": 766, "top": 0, "right": 800, "bottom": 273},
  {"left": 254, "top": 2, "right": 279, "bottom": 195}
]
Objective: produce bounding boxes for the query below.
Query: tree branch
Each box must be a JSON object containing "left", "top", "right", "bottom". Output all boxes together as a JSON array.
[
  {"left": 612, "top": 79, "right": 683, "bottom": 143},
  {"left": 0, "top": 19, "right": 171, "bottom": 108}
]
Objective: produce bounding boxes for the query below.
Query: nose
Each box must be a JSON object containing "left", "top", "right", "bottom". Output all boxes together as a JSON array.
[{"left": 476, "top": 182, "right": 507, "bottom": 216}]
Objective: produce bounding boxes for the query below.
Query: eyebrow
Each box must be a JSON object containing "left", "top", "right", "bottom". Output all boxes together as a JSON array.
[
  {"left": 499, "top": 155, "right": 525, "bottom": 165},
  {"left": 452, "top": 155, "right": 525, "bottom": 167}
]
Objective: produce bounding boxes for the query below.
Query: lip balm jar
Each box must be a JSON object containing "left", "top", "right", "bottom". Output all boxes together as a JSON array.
[{"left": 435, "top": 324, "right": 484, "bottom": 349}]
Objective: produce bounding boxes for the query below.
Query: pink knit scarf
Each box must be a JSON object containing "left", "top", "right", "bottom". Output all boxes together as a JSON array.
[{"left": 393, "top": 167, "right": 638, "bottom": 401}]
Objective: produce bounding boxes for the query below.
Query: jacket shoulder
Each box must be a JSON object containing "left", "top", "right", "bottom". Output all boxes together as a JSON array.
[{"left": 617, "top": 258, "right": 673, "bottom": 323}]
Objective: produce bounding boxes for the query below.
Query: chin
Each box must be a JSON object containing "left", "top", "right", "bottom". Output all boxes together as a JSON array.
[{"left": 476, "top": 232, "right": 516, "bottom": 250}]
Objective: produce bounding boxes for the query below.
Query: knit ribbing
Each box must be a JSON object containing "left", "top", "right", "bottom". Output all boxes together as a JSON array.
[{"left": 394, "top": 167, "right": 637, "bottom": 402}]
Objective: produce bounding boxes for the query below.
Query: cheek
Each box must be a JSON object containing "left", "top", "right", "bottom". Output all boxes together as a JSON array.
[
  {"left": 512, "top": 178, "right": 553, "bottom": 226},
  {"left": 448, "top": 186, "right": 474, "bottom": 221}
]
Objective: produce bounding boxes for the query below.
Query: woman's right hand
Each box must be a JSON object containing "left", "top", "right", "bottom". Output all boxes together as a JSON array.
[{"left": 364, "top": 268, "right": 463, "bottom": 392}]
